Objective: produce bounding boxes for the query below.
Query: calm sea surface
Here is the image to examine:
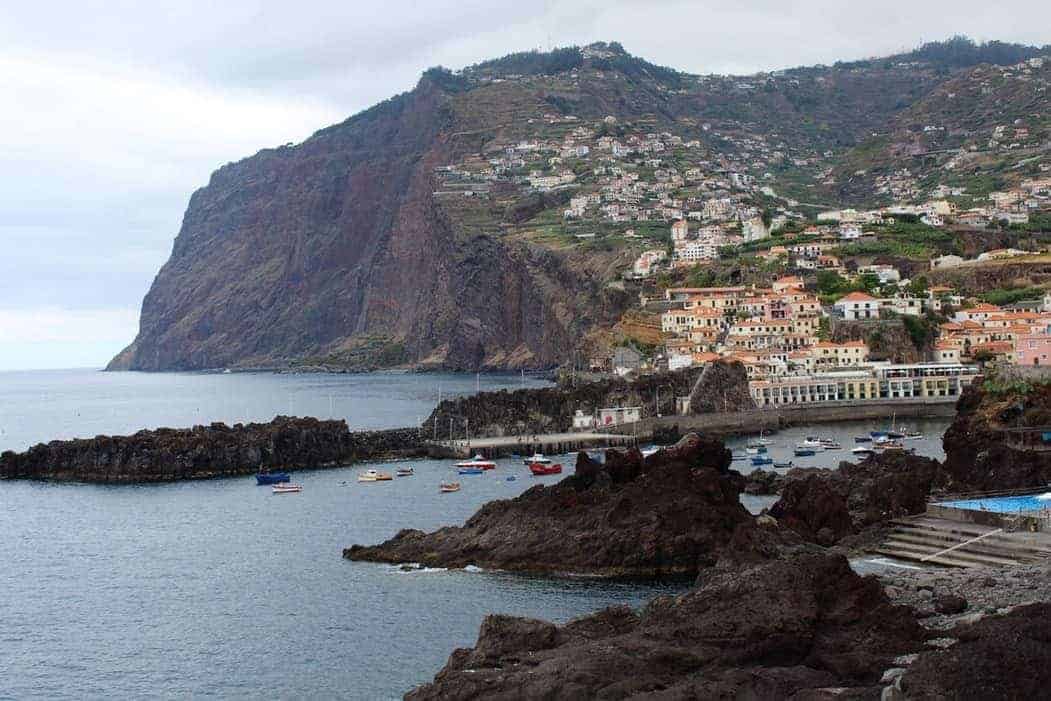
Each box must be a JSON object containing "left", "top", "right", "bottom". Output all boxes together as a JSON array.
[{"left": 0, "top": 369, "right": 951, "bottom": 698}]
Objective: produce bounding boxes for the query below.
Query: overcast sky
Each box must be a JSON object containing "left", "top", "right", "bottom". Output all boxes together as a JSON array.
[{"left": 1, "top": 1, "right": 1048, "bottom": 370}]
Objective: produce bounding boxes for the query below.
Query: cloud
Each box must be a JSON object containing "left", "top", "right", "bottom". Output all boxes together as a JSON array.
[{"left": 0, "top": 307, "right": 139, "bottom": 370}]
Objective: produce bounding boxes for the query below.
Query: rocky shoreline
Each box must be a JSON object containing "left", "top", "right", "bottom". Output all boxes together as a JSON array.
[{"left": 0, "top": 417, "right": 427, "bottom": 483}]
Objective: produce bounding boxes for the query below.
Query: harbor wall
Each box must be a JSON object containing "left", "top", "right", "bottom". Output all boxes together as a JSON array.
[
  {"left": 624, "top": 398, "right": 958, "bottom": 439},
  {"left": 0, "top": 418, "right": 428, "bottom": 483}
]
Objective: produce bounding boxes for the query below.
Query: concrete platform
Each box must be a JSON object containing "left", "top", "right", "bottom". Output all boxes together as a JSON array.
[{"left": 870, "top": 515, "right": 1051, "bottom": 568}]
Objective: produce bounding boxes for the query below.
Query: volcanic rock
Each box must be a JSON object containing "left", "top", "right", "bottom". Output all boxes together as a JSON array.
[
  {"left": 0, "top": 418, "right": 424, "bottom": 483},
  {"left": 406, "top": 553, "right": 926, "bottom": 699},
  {"left": 344, "top": 433, "right": 769, "bottom": 578}
]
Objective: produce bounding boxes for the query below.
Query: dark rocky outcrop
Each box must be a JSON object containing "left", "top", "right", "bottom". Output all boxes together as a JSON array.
[
  {"left": 743, "top": 468, "right": 785, "bottom": 495},
  {"left": 406, "top": 553, "right": 926, "bottom": 699},
  {"left": 688, "top": 360, "right": 757, "bottom": 414},
  {"left": 426, "top": 367, "right": 707, "bottom": 438},
  {"left": 942, "top": 378, "right": 1051, "bottom": 491},
  {"left": 771, "top": 452, "right": 945, "bottom": 545},
  {"left": 345, "top": 433, "right": 771, "bottom": 578},
  {"left": 903, "top": 603, "right": 1051, "bottom": 698},
  {"left": 0, "top": 418, "right": 425, "bottom": 483}
]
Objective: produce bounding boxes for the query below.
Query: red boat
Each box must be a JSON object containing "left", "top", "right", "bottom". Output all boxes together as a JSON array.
[{"left": 529, "top": 462, "right": 562, "bottom": 476}]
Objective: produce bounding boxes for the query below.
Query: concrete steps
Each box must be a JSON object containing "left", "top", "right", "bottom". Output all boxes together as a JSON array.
[{"left": 868, "top": 516, "right": 1051, "bottom": 568}]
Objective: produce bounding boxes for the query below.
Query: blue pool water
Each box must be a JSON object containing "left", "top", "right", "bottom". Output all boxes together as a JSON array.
[{"left": 937, "top": 493, "right": 1051, "bottom": 514}]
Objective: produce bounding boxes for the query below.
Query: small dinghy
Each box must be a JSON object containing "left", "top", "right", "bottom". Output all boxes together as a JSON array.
[
  {"left": 773, "top": 460, "right": 793, "bottom": 469},
  {"left": 272, "top": 482, "right": 302, "bottom": 494},
  {"left": 794, "top": 447, "right": 817, "bottom": 457},
  {"left": 440, "top": 482, "right": 461, "bottom": 493},
  {"left": 458, "top": 467, "right": 484, "bottom": 475},
  {"left": 396, "top": 467, "right": 415, "bottom": 477}
]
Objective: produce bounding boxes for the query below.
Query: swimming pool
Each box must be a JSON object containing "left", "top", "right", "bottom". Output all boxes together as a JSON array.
[{"left": 937, "top": 493, "right": 1051, "bottom": 515}]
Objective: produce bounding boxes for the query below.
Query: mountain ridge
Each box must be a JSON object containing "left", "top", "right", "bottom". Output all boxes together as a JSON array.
[{"left": 109, "top": 37, "right": 1051, "bottom": 372}]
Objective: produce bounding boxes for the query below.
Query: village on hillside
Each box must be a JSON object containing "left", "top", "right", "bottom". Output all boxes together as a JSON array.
[{"left": 428, "top": 53, "right": 1051, "bottom": 426}]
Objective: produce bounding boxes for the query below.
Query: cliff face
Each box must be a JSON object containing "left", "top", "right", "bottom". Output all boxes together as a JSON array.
[{"left": 108, "top": 77, "right": 626, "bottom": 372}]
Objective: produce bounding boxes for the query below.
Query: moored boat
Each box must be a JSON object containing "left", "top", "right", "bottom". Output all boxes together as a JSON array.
[
  {"left": 272, "top": 482, "right": 302, "bottom": 494},
  {"left": 751, "top": 456, "right": 773, "bottom": 466},
  {"left": 456, "top": 454, "right": 496, "bottom": 470},
  {"left": 854, "top": 435, "right": 872, "bottom": 443},
  {"left": 529, "top": 462, "right": 562, "bottom": 476},
  {"left": 396, "top": 467, "right": 414, "bottom": 477},
  {"left": 256, "top": 471, "right": 291, "bottom": 485},
  {"left": 523, "top": 453, "right": 551, "bottom": 466},
  {"left": 798, "top": 438, "right": 824, "bottom": 450},
  {"left": 358, "top": 469, "right": 392, "bottom": 482},
  {"left": 746, "top": 446, "right": 768, "bottom": 455},
  {"left": 851, "top": 446, "right": 875, "bottom": 457},
  {"left": 457, "top": 467, "right": 484, "bottom": 475},
  {"left": 818, "top": 439, "right": 841, "bottom": 450},
  {"left": 439, "top": 482, "right": 461, "bottom": 493},
  {"left": 794, "top": 447, "right": 817, "bottom": 457},
  {"left": 773, "top": 460, "right": 793, "bottom": 469}
]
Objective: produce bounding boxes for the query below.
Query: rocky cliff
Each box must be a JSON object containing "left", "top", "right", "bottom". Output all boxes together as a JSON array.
[
  {"left": 345, "top": 433, "right": 783, "bottom": 578},
  {"left": 108, "top": 72, "right": 629, "bottom": 372},
  {"left": 941, "top": 375, "right": 1051, "bottom": 491},
  {"left": 0, "top": 418, "right": 424, "bottom": 483}
]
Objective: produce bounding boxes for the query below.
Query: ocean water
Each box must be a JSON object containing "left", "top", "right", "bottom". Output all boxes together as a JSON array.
[
  {"left": 0, "top": 368, "right": 551, "bottom": 453},
  {"left": 0, "top": 369, "right": 952, "bottom": 698}
]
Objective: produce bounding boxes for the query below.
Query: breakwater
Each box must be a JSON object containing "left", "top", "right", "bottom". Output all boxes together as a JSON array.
[{"left": 0, "top": 417, "right": 427, "bottom": 483}]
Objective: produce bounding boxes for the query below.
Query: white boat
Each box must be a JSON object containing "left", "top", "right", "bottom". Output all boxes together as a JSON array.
[
  {"left": 456, "top": 454, "right": 496, "bottom": 470},
  {"left": 851, "top": 447, "right": 875, "bottom": 457},
  {"left": 396, "top": 467, "right": 414, "bottom": 477},
  {"left": 641, "top": 446, "right": 661, "bottom": 458},
  {"left": 439, "top": 482, "right": 461, "bottom": 493},
  {"left": 746, "top": 446, "right": 768, "bottom": 455},
  {"left": 522, "top": 453, "right": 551, "bottom": 466},
  {"left": 749, "top": 431, "right": 773, "bottom": 447},
  {"left": 358, "top": 469, "right": 380, "bottom": 482},
  {"left": 798, "top": 438, "right": 825, "bottom": 450},
  {"left": 272, "top": 482, "right": 302, "bottom": 494}
]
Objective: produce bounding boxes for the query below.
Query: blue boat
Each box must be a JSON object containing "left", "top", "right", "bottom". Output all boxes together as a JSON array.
[
  {"left": 256, "top": 472, "right": 291, "bottom": 485},
  {"left": 458, "top": 467, "right": 484, "bottom": 475},
  {"left": 751, "top": 456, "right": 773, "bottom": 466},
  {"left": 854, "top": 435, "right": 872, "bottom": 443},
  {"left": 506, "top": 475, "right": 517, "bottom": 482},
  {"left": 869, "top": 431, "right": 888, "bottom": 439}
]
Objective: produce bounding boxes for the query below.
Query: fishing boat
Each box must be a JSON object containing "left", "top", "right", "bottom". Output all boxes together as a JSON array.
[
  {"left": 773, "top": 460, "right": 793, "bottom": 469},
  {"left": 873, "top": 439, "right": 905, "bottom": 450},
  {"left": 272, "top": 482, "right": 302, "bottom": 494},
  {"left": 854, "top": 436, "right": 872, "bottom": 443},
  {"left": 523, "top": 453, "right": 551, "bottom": 466},
  {"left": 869, "top": 430, "right": 888, "bottom": 439},
  {"left": 851, "top": 446, "right": 875, "bottom": 457},
  {"left": 439, "top": 482, "right": 461, "bottom": 493},
  {"left": 794, "top": 447, "right": 817, "bottom": 457},
  {"left": 396, "top": 467, "right": 414, "bottom": 477},
  {"left": 818, "top": 439, "right": 841, "bottom": 450},
  {"left": 529, "top": 462, "right": 562, "bottom": 476},
  {"left": 457, "top": 467, "right": 484, "bottom": 475},
  {"left": 751, "top": 456, "right": 773, "bottom": 466},
  {"left": 903, "top": 429, "right": 923, "bottom": 440},
  {"left": 456, "top": 454, "right": 496, "bottom": 470},
  {"left": 358, "top": 469, "right": 392, "bottom": 482},
  {"left": 256, "top": 471, "right": 291, "bottom": 485},
  {"left": 798, "top": 438, "right": 824, "bottom": 450},
  {"left": 746, "top": 445, "right": 768, "bottom": 455}
]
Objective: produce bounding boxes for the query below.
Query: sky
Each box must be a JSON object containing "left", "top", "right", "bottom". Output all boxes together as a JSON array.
[{"left": 1, "top": 1, "right": 1049, "bottom": 370}]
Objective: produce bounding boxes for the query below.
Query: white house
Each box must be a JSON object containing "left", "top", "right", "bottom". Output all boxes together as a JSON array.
[
  {"left": 598, "top": 407, "right": 642, "bottom": 427},
  {"left": 834, "top": 292, "right": 881, "bottom": 320}
]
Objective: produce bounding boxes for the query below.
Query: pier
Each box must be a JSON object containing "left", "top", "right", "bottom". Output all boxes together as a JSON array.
[{"left": 434, "top": 432, "right": 636, "bottom": 459}]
